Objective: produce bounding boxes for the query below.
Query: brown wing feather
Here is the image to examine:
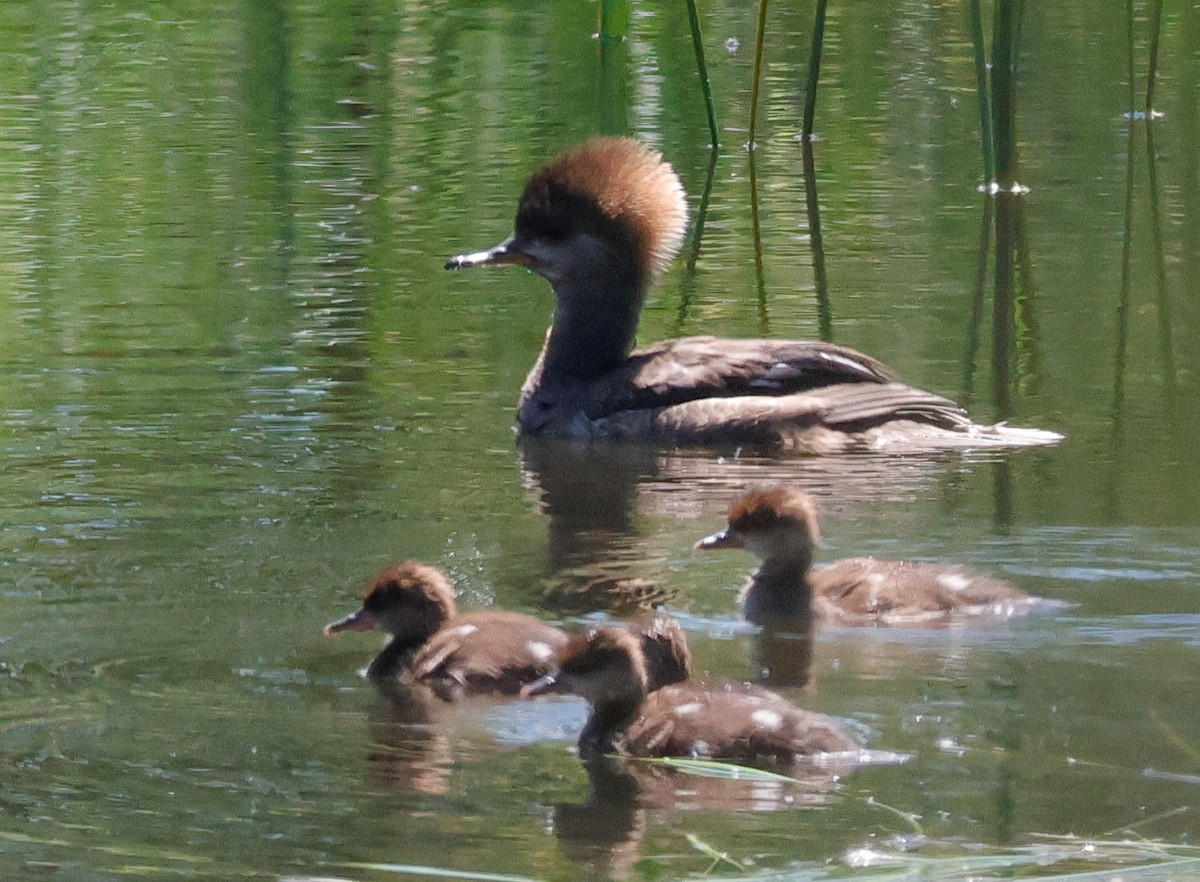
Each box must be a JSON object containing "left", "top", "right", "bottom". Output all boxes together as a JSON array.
[
  {"left": 584, "top": 382, "right": 968, "bottom": 450},
  {"left": 619, "top": 684, "right": 856, "bottom": 762},
  {"left": 812, "top": 558, "right": 1029, "bottom": 623},
  {"left": 582, "top": 338, "right": 899, "bottom": 419},
  {"left": 410, "top": 611, "right": 567, "bottom": 696}
]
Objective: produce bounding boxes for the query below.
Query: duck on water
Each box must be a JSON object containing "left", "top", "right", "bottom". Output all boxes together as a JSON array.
[{"left": 447, "top": 137, "right": 1062, "bottom": 453}]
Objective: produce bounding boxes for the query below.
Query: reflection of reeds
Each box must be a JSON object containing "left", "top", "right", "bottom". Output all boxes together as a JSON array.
[
  {"left": 674, "top": 149, "right": 720, "bottom": 332},
  {"left": 1110, "top": 0, "right": 1173, "bottom": 518},
  {"left": 961, "top": 197, "right": 993, "bottom": 405},
  {"left": 962, "top": 0, "right": 1045, "bottom": 432},
  {"left": 1145, "top": 119, "right": 1178, "bottom": 427},
  {"left": 747, "top": 146, "right": 770, "bottom": 334}
]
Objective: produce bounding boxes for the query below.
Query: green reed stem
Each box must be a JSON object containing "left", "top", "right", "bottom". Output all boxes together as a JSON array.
[
  {"left": 1146, "top": 0, "right": 1164, "bottom": 112},
  {"left": 967, "top": 0, "right": 995, "bottom": 183},
  {"left": 685, "top": 0, "right": 720, "bottom": 148},
  {"left": 748, "top": 0, "right": 769, "bottom": 147},
  {"left": 1125, "top": 0, "right": 1136, "bottom": 113},
  {"left": 597, "top": 0, "right": 623, "bottom": 42},
  {"left": 991, "top": 0, "right": 1017, "bottom": 188},
  {"left": 801, "top": 0, "right": 828, "bottom": 140}
]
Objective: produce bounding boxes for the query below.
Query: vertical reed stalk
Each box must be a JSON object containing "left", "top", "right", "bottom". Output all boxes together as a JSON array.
[
  {"left": 991, "top": 0, "right": 1017, "bottom": 188},
  {"left": 967, "top": 0, "right": 995, "bottom": 184},
  {"left": 685, "top": 0, "right": 720, "bottom": 148},
  {"left": 595, "top": 0, "right": 628, "bottom": 135},
  {"left": 748, "top": 0, "right": 770, "bottom": 148},
  {"left": 597, "top": 0, "right": 623, "bottom": 42},
  {"left": 801, "top": 0, "right": 827, "bottom": 140},
  {"left": 801, "top": 0, "right": 831, "bottom": 338},
  {"left": 1146, "top": 0, "right": 1164, "bottom": 111},
  {"left": 1108, "top": 3, "right": 1137, "bottom": 519},
  {"left": 989, "top": 0, "right": 1019, "bottom": 418}
]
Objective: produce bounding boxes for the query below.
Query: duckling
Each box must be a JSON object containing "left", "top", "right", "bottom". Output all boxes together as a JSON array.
[
  {"left": 324, "top": 560, "right": 567, "bottom": 699},
  {"left": 696, "top": 485, "right": 1039, "bottom": 625},
  {"left": 523, "top": 625, "right": 857, "bottom": 766}
]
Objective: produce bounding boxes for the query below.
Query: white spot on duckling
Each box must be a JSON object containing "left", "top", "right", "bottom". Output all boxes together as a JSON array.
[
  {"left": 750, "top": 708, "right": 783, "bottom": 730},
  {"left": 937, "top": 572, "right": 972, "bottom": 593},
  {"left": 673, "top": 702, "right": 703, "bottom": 716}
]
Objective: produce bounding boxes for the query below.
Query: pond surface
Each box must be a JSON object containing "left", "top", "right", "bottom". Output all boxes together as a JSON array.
[{"left": 2, "top": 1, "right": 1198, "bottom": 880}]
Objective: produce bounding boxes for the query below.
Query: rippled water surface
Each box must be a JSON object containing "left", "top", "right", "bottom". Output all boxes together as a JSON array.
[{"left": 2, "top": 1, "right": 1198, "bottom": 880}]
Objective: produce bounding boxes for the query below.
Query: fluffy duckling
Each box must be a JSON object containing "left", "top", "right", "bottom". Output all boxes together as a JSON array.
[
  {"left": 324, "top": 560, "right": 568, "bottom": 699},
  {"left": 523, "top": 625, "right": 857, "bottom": 765},
  {"left": 325, "top": 562, "right": 691, "bottom": 699},
  {"left": 696, "top": 485, "right": 1037, "bottom": 625}
]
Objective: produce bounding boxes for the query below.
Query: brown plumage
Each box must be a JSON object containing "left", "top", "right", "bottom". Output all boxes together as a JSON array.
[
  {"left": 446, "top": 137, "right": 1062, "bottom": 452},
  {"left": 523, "top": 625, "right": 857, "bottom": 766},
  {"left": 696, "top": 485, "right": 1039, "bottom": 626},
  {"left": 624, "top": 612, "right": 691, "bottom": 690},
  {"left": 514, "top": 137, "right": 687, "bottom": 283},
  {"left": 324, "top": 560, "right": 567, "bottom": 700}
]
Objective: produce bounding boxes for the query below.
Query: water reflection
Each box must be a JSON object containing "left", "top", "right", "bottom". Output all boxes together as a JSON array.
[
  {"left": 362, "top": 686, "right": 454, "bottom": 796},
  {"left": 755, "top": 620, "right": 816, "bottom": 688},
  {"left": 552, "top": 754, "right": 840, "bottom": 879},
  {"left": 520, "top": 434, "right": 1006, "bottom": 617}
]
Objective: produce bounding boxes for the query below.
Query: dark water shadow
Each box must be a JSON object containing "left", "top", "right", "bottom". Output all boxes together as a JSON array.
[
  {"left": 1108, "top": 0, "right": 1178, "bottom": 521},
  {"left": 361, "top": 683, "right": 455, "bottom": 796},
  {"left": 518, "top": 436, "right": 988, "bottom": 620},
  {"left": 551, "top": 753, "right": 839, "bottom": 878}
]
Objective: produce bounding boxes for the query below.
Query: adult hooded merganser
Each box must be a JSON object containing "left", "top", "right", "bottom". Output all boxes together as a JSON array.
[
  {"left": 696, "top": 485, "right": 1039, "bottom": 625},
  {"left": 446, "top": 137, "right": 1062, "bottom": 453},
  {"left": 325, "top": 562, "right": 690, "bottom": 699},
  {"left": 522, "top": 625, "right": 857, "bottom": 765},
  {"left": 324, "top": 560, "right": 568, "bottom": 699}
]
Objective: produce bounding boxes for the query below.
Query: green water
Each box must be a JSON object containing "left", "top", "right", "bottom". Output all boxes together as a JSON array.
[{"left": 2, "top": 1, "right": 1198, "bottom": 879}]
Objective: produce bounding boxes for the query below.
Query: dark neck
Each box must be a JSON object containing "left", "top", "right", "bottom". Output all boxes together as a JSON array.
[
  {"left": 539, "top": 257, "right": 646, "bottom": 383},
  {"left": 742, "top": 556, "right": 816, "bottom": 625},
  {"left": 365, "top": 634, "right": 424, "bottom": 680},
  {"left": 579, "top": 691, "right": 644, "bottom": 756}
]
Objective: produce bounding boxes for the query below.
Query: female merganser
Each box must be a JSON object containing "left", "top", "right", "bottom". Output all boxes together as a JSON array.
[
  {"left": 446, "top": 137, "right": 1061, "bottom": 453},
  {"left": 522, "top": 625, "right": 857, "bottom": 765},
  {"left": 696, "top": 485, "right": 1039, "bottom": 625}
]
